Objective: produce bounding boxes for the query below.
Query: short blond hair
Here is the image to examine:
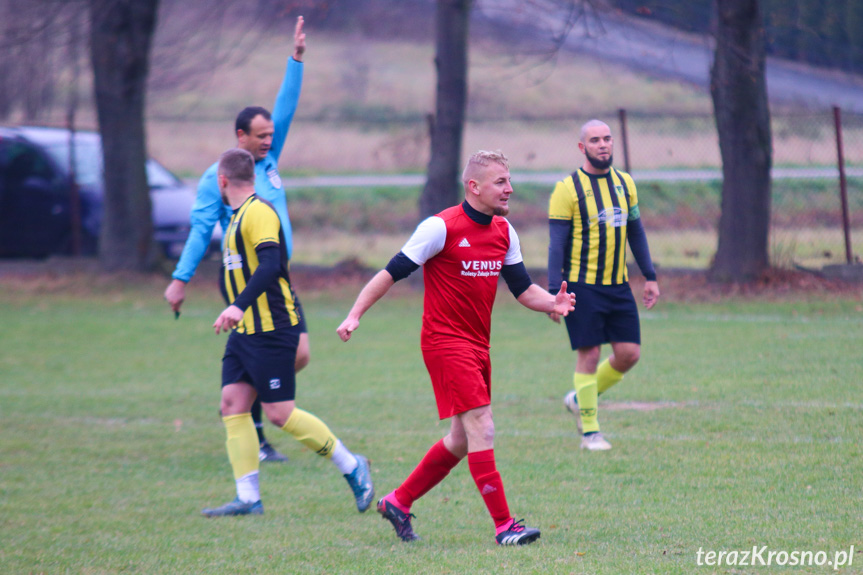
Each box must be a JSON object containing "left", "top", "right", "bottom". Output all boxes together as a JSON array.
[{"left": 462, "top": 150, "right": 509, "bottom": 185}]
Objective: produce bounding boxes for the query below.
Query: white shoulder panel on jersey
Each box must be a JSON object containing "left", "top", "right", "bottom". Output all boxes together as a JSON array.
[
  {"left": 401, "top": 216, "right": 447, "bottom": 266},
  {"left": 504, "top": 220, "right": 523, "bottom": 266}
]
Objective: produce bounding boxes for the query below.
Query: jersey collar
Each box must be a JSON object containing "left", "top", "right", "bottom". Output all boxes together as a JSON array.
[{"left": 461, "top": 200, "right": 493, "bottom": 225}]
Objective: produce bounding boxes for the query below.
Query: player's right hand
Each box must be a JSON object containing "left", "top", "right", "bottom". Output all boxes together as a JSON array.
[
  {"left": 213, "top": 305, "right": 243, "bottom": 334},
  {"left": 336, "top": 317, "right": 359, "bottom": 342}
]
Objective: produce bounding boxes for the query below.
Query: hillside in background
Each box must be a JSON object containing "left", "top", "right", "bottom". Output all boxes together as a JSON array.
[
  {"left": 221, "top": 0, "right": 863, "bottom": 76},
  {"left": 610, "top": 0, "right": 863, "bottom": 75}
]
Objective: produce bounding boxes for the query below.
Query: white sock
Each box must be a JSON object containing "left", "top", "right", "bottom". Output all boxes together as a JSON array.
[
  {"left": 329, "top": 440, "right": 358, "bottom": 475},
  {"left": 236, "top": 471, "right": 260, "bottom": 503}
]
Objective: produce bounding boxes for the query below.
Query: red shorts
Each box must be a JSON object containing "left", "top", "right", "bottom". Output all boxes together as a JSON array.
[{"left": 422, "top": 345, "right": 492, "bottom": 419}]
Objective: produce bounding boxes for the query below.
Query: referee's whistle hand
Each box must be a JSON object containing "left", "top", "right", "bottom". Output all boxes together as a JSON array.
[{"left": 164, "top": 279, "right": 186, "bottom": 313}]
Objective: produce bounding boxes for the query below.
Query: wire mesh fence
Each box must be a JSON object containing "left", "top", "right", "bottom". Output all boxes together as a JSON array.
[
  {"left": 453, "top": 107, "right": 863, "bottom": 271},
  {"left": 146, "top": 104, "right": 863, "bottom": 272},
  {"left": 617, "top": 108, "right": 862, "bottom": 270},
  {"left": 269, "top": 106, "right": 861, "bottom": 272}
]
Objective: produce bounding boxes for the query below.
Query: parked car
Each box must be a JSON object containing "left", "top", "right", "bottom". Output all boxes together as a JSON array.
[{"left": 0, "top": 125, "right": 221, "bottom": 259}]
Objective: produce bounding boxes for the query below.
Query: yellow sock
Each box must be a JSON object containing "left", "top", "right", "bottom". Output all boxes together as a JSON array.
[
  {"left": 596, "top": 359, "right": 624, "bottom": 395},
  {"left": 281, "top": 408, "right": 337, "bottom": 458},
  {"left": 574, "top": 372, "right": 599, "bottom": 434},
  {"left": 223, "top": 413, "right": 259, "bottom": 480}
]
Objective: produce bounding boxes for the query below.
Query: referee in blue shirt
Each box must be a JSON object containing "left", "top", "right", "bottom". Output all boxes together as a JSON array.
[{"left": 165, "top": 16, "right": 308, "bottom": 463}]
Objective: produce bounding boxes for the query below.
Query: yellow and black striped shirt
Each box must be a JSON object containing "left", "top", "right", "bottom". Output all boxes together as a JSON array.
[
  {"left": 222, "top": 195, "right": 301, "bottom": 334},
  {"left": 548, "top": 167, "right": 640, "bottom": 285}
]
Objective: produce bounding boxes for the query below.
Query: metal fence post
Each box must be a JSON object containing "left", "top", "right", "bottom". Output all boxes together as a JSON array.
[
  {"left": 833, "top": 105, "right": 853, "bottom": 264},
  {"left": 618, "top": 108, "right": 631, "bottom": 173}
]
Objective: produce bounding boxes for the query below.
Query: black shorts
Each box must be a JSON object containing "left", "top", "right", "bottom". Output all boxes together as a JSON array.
[
  {"left": 564, "top": 282, "right": 640, "bottom": 350},
  {"left": 222, "top": 325, "right": 302, "bottom": 403}
]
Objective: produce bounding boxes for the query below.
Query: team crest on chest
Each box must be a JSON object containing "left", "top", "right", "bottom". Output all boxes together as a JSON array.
[{"left": 267, "top": 168, "right": 282, "bottom": 188}]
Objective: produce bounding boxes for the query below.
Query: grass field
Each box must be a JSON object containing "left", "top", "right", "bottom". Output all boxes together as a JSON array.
[{"left": 1, "top": 274, "right": 862, "bottom": 574}]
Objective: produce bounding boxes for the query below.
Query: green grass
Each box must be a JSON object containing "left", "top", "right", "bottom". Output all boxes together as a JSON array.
[{"left": 1, "top": 278, "right": 862, "bottom": 574}]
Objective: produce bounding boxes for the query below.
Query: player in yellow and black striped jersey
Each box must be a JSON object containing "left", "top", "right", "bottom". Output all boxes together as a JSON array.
[
  {"left": 201, "top": 148, "right": 374, "bottom": 519},
  {"left": 547, "top": 119, "right": 660, "bottom": 452},
  {"left": 222, "top": 194, "right": 301, "bottom": 335},
  {"left": 549, "top": 166, "right": 641, "bottom": 286}
]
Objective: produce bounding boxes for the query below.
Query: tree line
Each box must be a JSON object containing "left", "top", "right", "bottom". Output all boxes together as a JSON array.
[
  {"left": 611, "top": 0, "right": 863, "bottom": 75},
  {"left": 0, "top": 0, "right": 775, "bottom": 282}
]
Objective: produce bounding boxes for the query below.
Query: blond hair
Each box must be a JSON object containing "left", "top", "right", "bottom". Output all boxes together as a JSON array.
[{"left": 462, "top": 149, "right": 509, "bottom": 185}]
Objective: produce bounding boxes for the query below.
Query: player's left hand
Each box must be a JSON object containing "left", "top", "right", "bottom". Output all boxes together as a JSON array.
[
  {"left": 553, "top": 281, "right": 576, "bottom": 316},
  {"left": 213, "top": 305, "right": 244, "bottom": 334},
  {"left": 293, "top": 16, "right": 306, "bottom": 61},
  {"left": 336, "top": 317, "right": 359, "bottom": 342},
  {"left": 643, "top": 280, "right": 660, "bottom": 309}
]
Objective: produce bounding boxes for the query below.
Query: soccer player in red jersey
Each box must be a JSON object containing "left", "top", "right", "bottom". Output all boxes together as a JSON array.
[{"left": 337, "top": 150, "right": 575, "bottom": 546}]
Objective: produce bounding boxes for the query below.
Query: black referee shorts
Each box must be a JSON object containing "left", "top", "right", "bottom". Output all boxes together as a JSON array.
[
  {"left": 563, "top": 282, "right": 641, "bottom": 350},
  {"left": 222, "top": 325, "right": 302, "bottom": 403}
]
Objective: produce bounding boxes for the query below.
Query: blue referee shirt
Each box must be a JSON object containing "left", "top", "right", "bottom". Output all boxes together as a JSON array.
[{"left": 171, "top": 57, "right": 303, "bottom": 283}]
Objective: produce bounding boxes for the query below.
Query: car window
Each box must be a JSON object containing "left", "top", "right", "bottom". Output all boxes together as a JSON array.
[
  {"left": 1, "top": 141, "right": 56, "bottom": 186},
  {"left": 17, "top": 132, "right": 184, "bottom": 191},
  {"left": 41, "top": 140, "right": 103, "bottom": 188},
  {"left": 146, "top": 159, "right": 182, "bottom": 189}
]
